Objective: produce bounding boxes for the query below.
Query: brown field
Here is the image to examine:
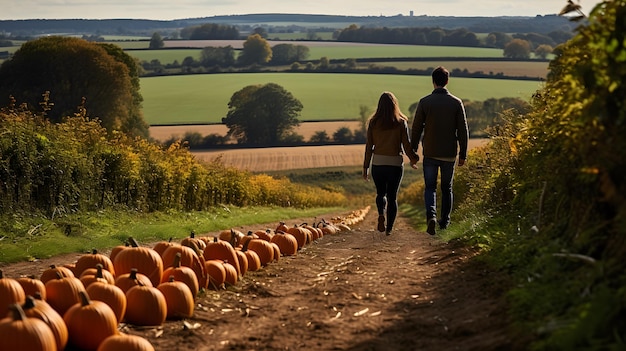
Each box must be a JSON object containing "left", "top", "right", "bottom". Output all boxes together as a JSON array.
[
  {"left": 150, "top": 122, "right": 488, "bottom": 172},
  {"left": 191, "top": 139, "right": 489, "bottom": 172}
]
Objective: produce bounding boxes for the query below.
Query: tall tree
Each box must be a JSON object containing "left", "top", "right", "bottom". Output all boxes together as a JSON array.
[
  {"left": 237, "top": 34, "right": 272, "bottom": 66},
  {"left": 503, "top": 39, "right": 532, "bottom": 59},
  {"left": 149, "top": 32, "right": 164, "bottom": 49},
  {"left": 98, "top": 42, "right": 149, "bottom": 138},
  {"left": 222, "top": 83, "right": 302, "bottom": 145},
  {"left": 0, "top": 36, "right": 147, "bottom": 136}
]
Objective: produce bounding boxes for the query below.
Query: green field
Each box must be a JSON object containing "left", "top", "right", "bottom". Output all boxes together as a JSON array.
[
  {"left": 126, "top": 44, "right": 505, "bottom": 65},
  {"left": 140, "top": 73, "right": 542, "bottom": 125},
  {"left": 307, "top": 45, "right": 504, "bottom": 60}
]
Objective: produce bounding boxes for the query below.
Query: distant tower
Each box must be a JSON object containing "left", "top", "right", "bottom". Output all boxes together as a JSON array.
[{"left": 410, "top": 10, "right": 414, "bottom": 16}]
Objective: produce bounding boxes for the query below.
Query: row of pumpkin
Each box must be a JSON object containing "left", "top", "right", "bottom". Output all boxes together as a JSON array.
[{"left": 0, "top": 206, "right": 370, "bottom": 351}]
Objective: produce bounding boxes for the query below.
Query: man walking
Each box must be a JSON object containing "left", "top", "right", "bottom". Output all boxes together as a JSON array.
[{"left": 411, "top": 66, "right": 469, "bottom": 235}]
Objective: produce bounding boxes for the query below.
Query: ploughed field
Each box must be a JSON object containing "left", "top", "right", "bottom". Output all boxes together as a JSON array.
[{"left": 149, "top": 122, "right": 488, "bottom": 172}]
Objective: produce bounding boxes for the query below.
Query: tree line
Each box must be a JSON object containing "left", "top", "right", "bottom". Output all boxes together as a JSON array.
[{"left": 335, "top": 24, "right": 570, "bottom": 57}]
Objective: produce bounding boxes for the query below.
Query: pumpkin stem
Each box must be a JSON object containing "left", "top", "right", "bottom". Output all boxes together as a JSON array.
[
  {"left": 242, "top": 239, "right": 252, "bottom": 252},
  {"left": 91, "top": 249, "right": 98, "bottom": 255},
  {"left": 33, "top": 291, "right": 44, "bottom": 300},
  {"left": 129, "top": 237, "right": 140, "bottom": 247},
  {"left": 169, "top": 275, "right": 175, "bottom": 282},
  {"left": 96, "top": 264, "right": 104, "bottom": 278},
  {"left": 22, "top": 296, "right": 37, "bottom": 310},
  {"left": 229, "top": 229, "right": 236, "bottom": 247},
  {"left": 190, "top": 231, "right": 196, "bottom": 238},
  {"left": 129, "top": 268, "right": 138, "bottom": 280},
  {"left": 0, "top": 269, "right": 4, "bottom": 279},
  {"left": 79, "top": 291, "right": 91, "bottom": 306},
  {"left": 8, "top": 304, "right": 27, "bottom": 321},
  {"left": 173, "top": 253, "right": 182, "bottom": 268}
]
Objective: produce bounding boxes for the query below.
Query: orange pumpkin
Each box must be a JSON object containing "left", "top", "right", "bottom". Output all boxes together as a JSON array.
[
  {"left": 113, "top": 237, "right": 163, "bottom": 287},
  {"left": 109, "top": 242, "right": 129, "bottom": 263},
  {"left": 0, "top": 270, "right": 26, "bottom": 318},
  {"left": 97, "top": 333, "right": 155, "bottom": 351},
  {"left": 75, "top": 249, "right": 116, "bottom": 277},
  {"left": 40, "top": 264, "right": 75, "bottom": 284},
  {"left": 0, "top": 303, "right": 56, "bottom": 351},
  {"left": 161, "top": 253, "right": 200, "bottom": 297},
  {"left": 276, "top": 222, "right": 289, "bottom": 233},
  {"left": 44, "top": 273, "right": 86, "bottom": 316},
  {"left": 181, "top": 231, "right": 207, "bottom": 252},
  {"left": 270, "top": 232, "right": 298, "bottom": 256},
  {"left": 222, "top": 261, "right": 238, "bottom": 286},
  {"left": 16, "top": 275, "right": 47, "bottom": 300},
  {"left": 124, "top": 284, "right": 167, "bottom": 326},
  {"left": 302, "top": 223, "right": 321, "bottom": 241},
  {"left": 80, "top": 263, "right": 114, "bottom": 287},
  {"left": 269, "top": 242, "right": 281, "bottom": 263},
  {"left": 115, "top": 268, "right": 153, "bottom": 293},
  {"left": 204, "top": 259, "right": 226, "bottom": 290},
  {"left": 203, "top": 237, "right": 241, "bottom": 276},
  {"left": 157, "top": 277, "right": 195, "bottom": 320},
  {"left": 161, "top": 245, "right": 206, "bottom": 289},
  {"left": 254, "top": 229, "right": 274, "bottom": 242},
  {"left": 287, "top": 225, "right": 310, "bottom": 249},
  {"left": 86, "top": 281, "right": 127, "bottom": 323},
  {"left": 64, "top": 291, "right": 119, "bottom": 351},
  {"left": 239, "top": 231, "right": 259, "bottom": 247},
  {"left": 240, "top": 241, "right": 261, "bottom": 272},
  {"left": 234, "top": 248, "right": 249, "bottom": 276},
  {"left": 152, "top": 237, "right": 176, "bottom": 257},
  {"left": 247, "top": 239, "right": 275, "bottom": 266},
  {"left": 22, "top": 295, "right": 69, "bottom": 350},
  {"left": 218, "top": 228, "right": 244, "bottom": 247}
]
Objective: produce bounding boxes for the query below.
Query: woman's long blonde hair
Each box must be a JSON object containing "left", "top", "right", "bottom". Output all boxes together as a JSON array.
[{"left": 367, "top": 91, "right": 408, "bottom": 130}]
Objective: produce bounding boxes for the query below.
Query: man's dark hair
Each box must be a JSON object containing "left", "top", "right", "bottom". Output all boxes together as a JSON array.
[{"left": 432, "top": 66, "right": 449, "bottom": 87}]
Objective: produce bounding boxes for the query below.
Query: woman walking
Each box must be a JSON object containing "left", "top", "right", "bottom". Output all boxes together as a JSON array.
[{"left": 363, "top": 92, "right": 419, "bottom": 235}]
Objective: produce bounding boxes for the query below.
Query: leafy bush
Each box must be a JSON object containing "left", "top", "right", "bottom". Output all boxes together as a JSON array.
[
  {"left": 0, "top": 103, "right": 347, "bottom": 219},
  {"left": 448, "top": 1, "right": 626, "bottom": 349}
]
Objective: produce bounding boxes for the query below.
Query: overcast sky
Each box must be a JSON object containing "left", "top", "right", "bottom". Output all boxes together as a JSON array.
[{"left": 1, "top": 0, "right": 602, "bottom": 20}]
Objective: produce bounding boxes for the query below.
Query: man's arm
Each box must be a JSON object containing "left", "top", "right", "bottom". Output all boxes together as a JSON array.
[{"left": 411, "top": 102, "right": 425, "bottom": 152}]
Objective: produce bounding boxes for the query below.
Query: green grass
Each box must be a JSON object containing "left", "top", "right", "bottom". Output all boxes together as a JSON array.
[
  {"left": 0, "top": 206, "right": 344, "bottom": 264},
  {"left": 140, "top": 72, "right": 542, "bottom": 125},
  {"left": 306, "top": 45, "right": 504, "bottom": 60},
  {"left": 122, "top": 44, "right": 506, "bottom": 65}
]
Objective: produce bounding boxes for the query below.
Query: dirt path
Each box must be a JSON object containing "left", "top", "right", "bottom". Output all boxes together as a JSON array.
[{"left": 1, "top": 209, "right": 524, "bottom": 351}]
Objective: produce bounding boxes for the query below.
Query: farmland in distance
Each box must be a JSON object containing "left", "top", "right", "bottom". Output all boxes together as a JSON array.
[
  {"left": 190, "top": 139, "right": 489, "bottom": 172},
  {"left": 141, "top": 73, "right": 541, "bottom": 125}
]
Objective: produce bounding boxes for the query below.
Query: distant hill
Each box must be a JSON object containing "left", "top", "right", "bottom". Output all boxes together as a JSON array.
[{"left": 0, "top": 13, "right": 576, "bottom": 37}]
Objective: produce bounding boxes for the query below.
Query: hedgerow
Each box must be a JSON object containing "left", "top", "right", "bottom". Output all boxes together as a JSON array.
[
  {"left": 0, "top": 99, "right": 346, "bottom": 217},
  {"left": 448, "top": 1, "right": 626, "bottom": 349}
]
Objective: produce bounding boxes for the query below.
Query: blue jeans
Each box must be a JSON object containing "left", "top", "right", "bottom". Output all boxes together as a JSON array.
[
  {"left": 422, "top": 157, "right": 456, "bottom": 226},
  {"left": 371, "top": 165, "right": 403, "bottom": 232}
]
